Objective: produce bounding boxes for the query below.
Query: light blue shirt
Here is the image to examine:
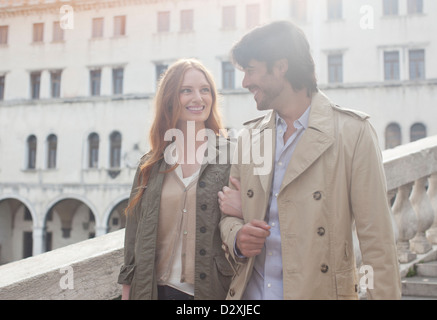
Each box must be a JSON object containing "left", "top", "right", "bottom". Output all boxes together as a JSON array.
[{"left": 242, "top": 106, "right": 311, "bottom": 300}]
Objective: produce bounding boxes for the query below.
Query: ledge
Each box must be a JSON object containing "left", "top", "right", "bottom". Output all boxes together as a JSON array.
[
  {"left": 319, "top": 79, "right": 437, "bottom": 91},
  {"left": 383, "top": 135, "right": 437, "bottom": 191},
  {"left": 0, "top": 93, "right": 154, "bottom": 107},
  {"left": 0, "top": 229, "right": 124, "bottom": 300},
  {"left": 0, "top": 0, "right": 158, "bottom": 16}
]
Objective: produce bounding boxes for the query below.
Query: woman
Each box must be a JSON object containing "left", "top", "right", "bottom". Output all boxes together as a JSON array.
[{"left": 117, "top": 59, "right": 235, "bottom": 300}]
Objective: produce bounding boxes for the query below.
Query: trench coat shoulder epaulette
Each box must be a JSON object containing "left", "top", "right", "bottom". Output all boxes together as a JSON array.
[
  {"left": 242, "top": 114, "right": 270, "bottom": 128},
  {"left": 331, "top": 104, "right": 370, "bottom": 121}
]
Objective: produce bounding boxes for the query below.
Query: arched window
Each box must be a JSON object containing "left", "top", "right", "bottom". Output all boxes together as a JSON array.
[
  {"left": 88, "top": 133, "right": 99, "bottom": 168},
  {"left": 47, "top": 134, "right": 57, "bottom": 169},
  {"left": 385, "top": 123, "right": 401, "bottom": 149},
  {"left": 410, "top": 123, "right": 427, "bottom": 142},
  {"left": 110, "top": 131, "right": 122, "bottom": 168},
  {"left": 27, "top": 135, "right": 37, "bottom": 169}
]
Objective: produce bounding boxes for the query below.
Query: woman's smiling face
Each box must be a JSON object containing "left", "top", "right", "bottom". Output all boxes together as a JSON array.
[{"left": 177, "top": 68, "right": 213, "bottom": 126}]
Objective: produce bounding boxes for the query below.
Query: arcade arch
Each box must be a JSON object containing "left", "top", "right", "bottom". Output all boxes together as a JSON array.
[
  {"left": 44, "top": 198, "right": 97, "bottom": 252},
  {"left": 0, "top": 197, "right": 34, "bottom": 265}
]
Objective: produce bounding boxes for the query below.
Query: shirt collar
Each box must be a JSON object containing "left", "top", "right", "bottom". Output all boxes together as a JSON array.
[{"left": 276, "top": 105, "right": 311, "bottom": 131}]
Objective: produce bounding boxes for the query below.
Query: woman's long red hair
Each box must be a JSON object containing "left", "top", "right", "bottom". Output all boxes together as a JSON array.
[{"left": 125, "top": 59, "right": 225, "bottom": 215}]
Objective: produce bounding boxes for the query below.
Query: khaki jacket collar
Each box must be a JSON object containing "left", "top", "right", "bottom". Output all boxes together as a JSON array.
[
  {"left": 254, "top": 111, "right": 276, "bottom": 197},
  {"left": 249, "top": 90, "right": 336, "bottom": 194},
  {"left": 279, "top": 90, "right": 335, "bottom": 192}
]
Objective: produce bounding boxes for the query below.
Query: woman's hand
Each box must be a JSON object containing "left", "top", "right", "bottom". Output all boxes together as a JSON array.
[{"left": 218, "top": 176, "right": 243, "bottom": 219}]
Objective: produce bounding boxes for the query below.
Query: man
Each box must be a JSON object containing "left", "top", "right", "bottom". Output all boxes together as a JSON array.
[{"left": 219, "top": 21, "right": 401, "bottom": 300}]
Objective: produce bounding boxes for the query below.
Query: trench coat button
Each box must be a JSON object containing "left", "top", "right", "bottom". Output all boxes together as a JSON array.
[
  {"left": 201, "top": 204, "right": 207, "bottom": 211},
  {"left": 317, "top": 227, "right": 325, "bottom": 236},
  {"left": 200, "top": 226, "right": 206, "bottom": 233},
  {"left": 313, "top": 191, "right": 322, "bottom": 200},
  {"left": 200, "top": 273, "right": 206, "bottom": 280},
  {"left": 247, "top": 189, "right": 254, "bottom": 198},
  {"left": 321, "top": 264, "right": 329, "bottom": 273},
  {"left": 200, "top": 249, "right": 206, "bottom": 256},
  {"left": 229, "top": 288, "right": 235, "bottom": 297},
  {"left": 199, "top": 181, "right": 206, "bottom": 188}
]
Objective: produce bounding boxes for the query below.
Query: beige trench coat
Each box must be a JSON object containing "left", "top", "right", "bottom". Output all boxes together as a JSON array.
[{"left": 220, "top": 90, "right": 401, "bottom": 300}]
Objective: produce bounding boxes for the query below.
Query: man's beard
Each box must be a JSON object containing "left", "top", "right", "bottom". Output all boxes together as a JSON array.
[{"left": 255, "top": 88, "right": 278, "bottom": 111}]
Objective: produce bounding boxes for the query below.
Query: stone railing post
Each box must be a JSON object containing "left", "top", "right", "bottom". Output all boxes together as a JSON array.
[
  {"left": 387, "top": 190, "right": 398, "bottom": 243},
  {"left": 427, "top": 173, "right": 437, "bottom": 244},
  {"left": 392, "top": 183, "right": 417, "bottom": 263},
  {"left": 410, "top": 176, "right": 434, "bottom": 254}
]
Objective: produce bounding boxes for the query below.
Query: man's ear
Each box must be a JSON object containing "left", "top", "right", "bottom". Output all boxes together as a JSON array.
[{"left": 274, "top": 59, "right": 289, "bottom": 76}]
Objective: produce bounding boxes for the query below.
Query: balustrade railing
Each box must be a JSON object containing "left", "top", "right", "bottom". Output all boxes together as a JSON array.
[{"left": 383, "top": 135, "right": 437, "bottom": 265}]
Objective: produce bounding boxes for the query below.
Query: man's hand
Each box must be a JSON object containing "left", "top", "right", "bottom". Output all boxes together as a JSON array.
[
  {"left": 218, "top": 176, "right": 243, "bottom": 219},
  {"left": 236, "top": 220, "right": 271, "bottom": 258}
]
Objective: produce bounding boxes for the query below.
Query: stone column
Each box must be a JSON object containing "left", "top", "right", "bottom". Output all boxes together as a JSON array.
[
  {"left": 427, "top": 173, "right": 437, "bottom": 244},
  {"left": 410, "top": 176, "right": 433, "bottom": 253},
  {"left": 387, "top": 190, "right": 398, "bottom": 243},
  {"left": 32, "top": 226, "right": 46, "bottom": 256},
  {"left": 95, "top": 225, "right": 108, "bottom": 237},
  {"left": 392, "top": 183, "right": 417, "bottom": 263}
]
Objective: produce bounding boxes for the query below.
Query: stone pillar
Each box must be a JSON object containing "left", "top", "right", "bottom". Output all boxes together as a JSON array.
[
  {"left": 387, "top": 190, "right": 398, "bottom": 243},
  {"left": 410, "top": 176, "right": 433, "bottom": 253},
  {"left": 427, "top": 173, "right": 437, "bottom": 244},
  {"left": 392, "top": 183, "right": 417, "bottom": 263},
  {"left": 95, "top": 225, "right": 108, "bottom": 237},
  {"left": 32, "top": 226, "right": 45, "bottom": 256}
]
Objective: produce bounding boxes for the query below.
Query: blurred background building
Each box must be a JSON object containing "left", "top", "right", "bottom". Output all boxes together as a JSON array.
[{"left": 0, "top": 0, "right": 435, "bottom": 265}]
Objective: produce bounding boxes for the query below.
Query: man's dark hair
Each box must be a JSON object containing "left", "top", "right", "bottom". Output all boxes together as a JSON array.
[{"left": 231, "top": 20, "right": 318, "bottom": 96}]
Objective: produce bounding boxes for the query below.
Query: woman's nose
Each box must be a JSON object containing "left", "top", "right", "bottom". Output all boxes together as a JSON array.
[{"left": 192, "top": 90, "right": 203, "bottom": 102}]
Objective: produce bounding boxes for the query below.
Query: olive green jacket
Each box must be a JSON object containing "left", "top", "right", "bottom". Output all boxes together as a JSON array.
[{"left": 118, "top": 137, "right": 235, "bottom": 300}]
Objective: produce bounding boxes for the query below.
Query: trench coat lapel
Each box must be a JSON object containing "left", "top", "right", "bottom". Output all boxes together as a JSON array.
[
  {"left": 252, "top": 111, "right": 276, "bottom": 198},
  {"left": 279, "top": 92, "right": 335, "bottom": 192}
]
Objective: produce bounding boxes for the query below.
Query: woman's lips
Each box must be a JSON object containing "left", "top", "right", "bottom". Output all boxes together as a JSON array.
[{"left": 186, "top": 105, "right": 205, "bottom": 113}]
